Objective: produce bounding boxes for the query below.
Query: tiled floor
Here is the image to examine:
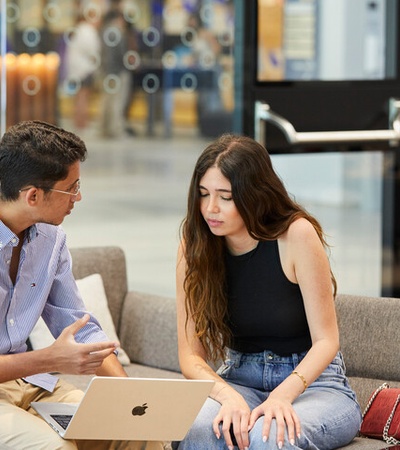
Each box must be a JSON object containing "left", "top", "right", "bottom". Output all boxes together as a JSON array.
[{"left": 62, "top": 124, "right": 382, "bottom": 299}]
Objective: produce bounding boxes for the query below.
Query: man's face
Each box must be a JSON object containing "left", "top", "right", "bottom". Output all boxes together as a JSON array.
[{"left": 35, "top": 161, "right": 82, "bottom": 226}]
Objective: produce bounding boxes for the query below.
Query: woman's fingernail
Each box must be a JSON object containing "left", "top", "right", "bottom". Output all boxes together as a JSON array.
[
  {"left": 263, "top": 435, "right": 267, "bottom": 443},
  {"left": 290, "top": 439, "right": 295, "bottom": 445},
  {"left": 278, "top": 442, "right": 283, "bottom": 449}
]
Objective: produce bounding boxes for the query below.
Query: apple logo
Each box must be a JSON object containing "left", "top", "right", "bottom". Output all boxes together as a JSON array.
[{"left": 132, "top": 403, "right": 148, "bottom": 416}]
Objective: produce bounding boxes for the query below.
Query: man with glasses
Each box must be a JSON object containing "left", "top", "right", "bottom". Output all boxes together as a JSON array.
[{"left": 0, "top": 121, "right": 162, "bottom": 450}]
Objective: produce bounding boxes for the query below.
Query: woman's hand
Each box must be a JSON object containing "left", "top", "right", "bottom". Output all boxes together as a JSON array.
[
  {"left": 213, "top": 388, "right": 251, "bottom": 450},
  {"left": 249, "top": 395, "right": 301, "bottom": 448}
]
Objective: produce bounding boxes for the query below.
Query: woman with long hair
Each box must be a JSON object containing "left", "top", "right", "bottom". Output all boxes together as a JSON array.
[{"left": 173, "top": 134, "right": 361, "bottom": 449}]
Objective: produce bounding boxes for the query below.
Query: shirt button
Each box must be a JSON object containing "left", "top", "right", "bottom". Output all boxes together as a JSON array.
[
  {"left": 6, "top": 259, "right": 11, "bottom": 265},
  {"left": 9, "top": 319, "right": 15, "bottom": 326},
  {"left": 11, "top": 238, "right": 17, "bottom": 244},
  {"left": 268, "top": 354, "right": 273, "bottom": 360}
]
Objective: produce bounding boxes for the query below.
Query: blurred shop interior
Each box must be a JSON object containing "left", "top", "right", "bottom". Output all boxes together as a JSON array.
[{"left": 0, "top": 0, "right": 398, "bottom": 298}]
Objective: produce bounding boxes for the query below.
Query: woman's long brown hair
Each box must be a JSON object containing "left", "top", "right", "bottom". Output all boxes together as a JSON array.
[{"left": 180, "top": 134, "right": 336, "bottom": 362}]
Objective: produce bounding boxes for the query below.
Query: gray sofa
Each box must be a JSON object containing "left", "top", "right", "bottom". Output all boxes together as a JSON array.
[{"left": 62, "top": 246, "right": 399, "bottom": 449}]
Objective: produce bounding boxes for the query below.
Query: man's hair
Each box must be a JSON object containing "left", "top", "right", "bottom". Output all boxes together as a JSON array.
[{"left": 0, "top": 120, "right": 87, "bottom": 201}]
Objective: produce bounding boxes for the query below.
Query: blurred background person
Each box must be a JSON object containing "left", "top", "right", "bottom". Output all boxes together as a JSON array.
[
  {"left": 64, "top": 7, "right": 101, "bottom": 134},
  {"left": 122, "top": 20, "right": 140, "bottom": 137},
  {"left": 99, "top": 8, "right": 131, "bottom": 138}
]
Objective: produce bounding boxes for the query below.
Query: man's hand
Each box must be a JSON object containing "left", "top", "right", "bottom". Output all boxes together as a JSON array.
[{"left": 49, "top": 314, "right": 119, "bottom": 374}]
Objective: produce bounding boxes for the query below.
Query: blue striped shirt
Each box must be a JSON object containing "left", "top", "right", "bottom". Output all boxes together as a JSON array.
[{"left": 0, "top": 220, "right": 108, "bottom": 358}]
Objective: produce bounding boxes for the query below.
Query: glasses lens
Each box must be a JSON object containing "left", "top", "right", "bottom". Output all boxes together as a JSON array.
[{"left": 72, "top": 180, "right": 80, "bottom": 195}]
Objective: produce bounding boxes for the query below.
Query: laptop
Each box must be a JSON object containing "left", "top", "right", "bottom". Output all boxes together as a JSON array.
[{"left": 31, "top": 376, "right": 214, "bottom": 441}]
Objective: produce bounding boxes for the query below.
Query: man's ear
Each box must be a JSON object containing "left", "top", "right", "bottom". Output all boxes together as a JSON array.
[{"left": 23, "top": 187, "right": 40, "bottom": 205}]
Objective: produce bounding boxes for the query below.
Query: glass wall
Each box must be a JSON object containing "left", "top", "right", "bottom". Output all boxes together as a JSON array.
[
  {"left": 272, "top": 151, "right": 382, "bottom": 297},
  {"left": 253, "top": 0, "right": 388, "bottom": 296},
  {"left": 1, "top": 0, "right": 234, "bottom": 138},
  {"left": 0, "top": 0, "right": 235, "bottom": 296},
  {"left": 0, "top": 0, "right": 385, "bottom": 297}
]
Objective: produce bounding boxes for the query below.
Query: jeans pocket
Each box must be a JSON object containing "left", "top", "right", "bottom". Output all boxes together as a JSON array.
[{"left": 216, "top": 360, "right": 235, "bottom": 379}]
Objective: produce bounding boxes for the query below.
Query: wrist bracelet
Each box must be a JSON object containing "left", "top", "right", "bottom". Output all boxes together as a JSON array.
[{"left": 292, "top": 370, "right": 308, "bottom": 392}]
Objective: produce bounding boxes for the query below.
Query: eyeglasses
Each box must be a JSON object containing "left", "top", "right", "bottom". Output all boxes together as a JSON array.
[
  {"left": 50, "top": 180, "right": 81, "bottom": 196},
  {"left": 19, "top": 180, "right": 81, "bottom": 196}
]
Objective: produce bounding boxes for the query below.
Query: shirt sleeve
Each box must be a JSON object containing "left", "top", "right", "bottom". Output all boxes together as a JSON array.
[{"left": 41, "top": 235, "right": 110, "bottom": 345}]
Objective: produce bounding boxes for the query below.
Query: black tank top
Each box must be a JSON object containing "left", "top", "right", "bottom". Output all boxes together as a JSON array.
[{"left": 225, "top": 240, "right": 312, "bottom": 355}]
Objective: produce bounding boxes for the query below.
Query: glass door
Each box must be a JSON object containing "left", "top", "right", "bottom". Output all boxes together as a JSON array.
[{"left": 236, "top": 0, "right": 400, "bottom": 297}]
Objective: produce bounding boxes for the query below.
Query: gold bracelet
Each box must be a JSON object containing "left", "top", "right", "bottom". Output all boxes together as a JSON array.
[{"left": 292, "top": 370, "right": 308, "bottom": 392}]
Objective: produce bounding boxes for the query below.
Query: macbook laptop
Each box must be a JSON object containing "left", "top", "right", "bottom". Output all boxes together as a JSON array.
[{"left": 31, "top": 376, "right": 214, "bottom": 441}]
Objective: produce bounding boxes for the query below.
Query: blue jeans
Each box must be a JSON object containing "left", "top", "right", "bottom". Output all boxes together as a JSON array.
[{"left": 172, "top": 350, "right": 361, "bottom": 450}]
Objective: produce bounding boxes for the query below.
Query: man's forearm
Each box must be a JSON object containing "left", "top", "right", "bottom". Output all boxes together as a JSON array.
[
  {"left": 96, "top": 353, "right": 128, "bottom": 377},
  {"left": 0, "top": 349, "right": 52, "bottom": 383}
]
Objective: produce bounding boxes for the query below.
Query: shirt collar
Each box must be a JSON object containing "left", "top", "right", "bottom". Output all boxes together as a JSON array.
[{"left": 0, "top": 220, "right": 38, "bottom": 249}]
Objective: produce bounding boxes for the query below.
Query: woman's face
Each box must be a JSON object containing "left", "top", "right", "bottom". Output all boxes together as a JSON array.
[{"left": 199, "top": 166, "right": 248, "bottom": 241}]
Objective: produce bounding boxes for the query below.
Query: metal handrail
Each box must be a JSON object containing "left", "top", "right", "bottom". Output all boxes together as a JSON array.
[{"left": 254, "top": 98, "right": 400, "bottom": 147}]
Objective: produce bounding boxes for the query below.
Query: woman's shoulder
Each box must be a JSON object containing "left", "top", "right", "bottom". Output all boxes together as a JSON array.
[
  {"left": 283, "top": 217, "right": 319, "bottom": 245},
  {"left": 287, "top": 217, "right": 315, "bottom": 234}
]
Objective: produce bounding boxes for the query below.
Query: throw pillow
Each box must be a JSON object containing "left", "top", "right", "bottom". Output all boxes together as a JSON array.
[{"left": 29, "top": 273, "right": 131, "bottom": 366}]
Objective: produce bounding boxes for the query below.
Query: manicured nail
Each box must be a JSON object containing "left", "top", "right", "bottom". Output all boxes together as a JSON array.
[
  {"left": 228, "top": 446, "right": 234, "bottom": 450},
  {"left": 278, "top": 442, "right": 283, "bottom": 449},
  {"left": 290, "top": 439, "right": 295, "bottom": 445},
  {"left": 263, "top": 435, "right": 267, "bottom": 443}
]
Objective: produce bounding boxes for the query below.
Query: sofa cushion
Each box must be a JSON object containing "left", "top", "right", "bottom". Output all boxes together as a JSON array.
[
  {"left": 336, "top": 294, "right": 400, "bottom": 381},
  {"left": 119, "top": 291, "right": 181, "bottom": 373},
  {"left": 70, "top": 246, "right": 128, "bottom": 334},
  {"left": 335, "top": 437, "right": 396, "bottom": 450},
  {"left": 76, "top": 273, "right": 131, "bottom": 365},
  {"left": 30, "top": 273, "right": 130, "bottom": 366}
]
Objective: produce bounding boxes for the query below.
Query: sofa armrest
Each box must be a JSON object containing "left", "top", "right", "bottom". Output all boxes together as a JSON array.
[{"left": 119, "top": 291, "right": 180, "bottom": 373}]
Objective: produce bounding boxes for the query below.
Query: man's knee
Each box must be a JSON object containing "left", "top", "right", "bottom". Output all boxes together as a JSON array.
[
  {"left": 0, "top": 433, "right": 77, "bottom": 450},
  {"left": 39, "top": 434, "right": 78, "bottom": 450},
  {"left": 0, "top": 403, "right": 78, "bottom": 450}
]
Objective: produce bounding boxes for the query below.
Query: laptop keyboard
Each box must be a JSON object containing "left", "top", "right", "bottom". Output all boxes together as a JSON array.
[{"left": 50, "top": 414, "right": 73, "bottom": 430}]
